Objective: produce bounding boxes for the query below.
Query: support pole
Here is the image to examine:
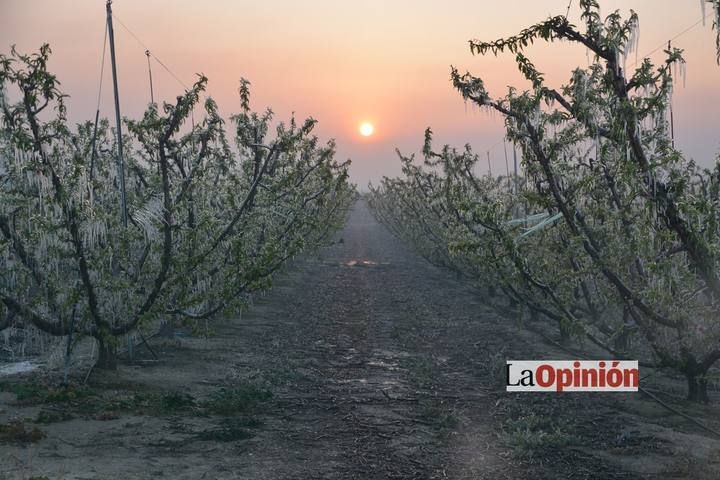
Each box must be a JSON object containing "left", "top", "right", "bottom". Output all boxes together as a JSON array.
[
  {"left": 106, "top": 0, "right": 128, "bottom": 228},
  {"left": 90, "top": 108, "right": 100, "bottom": 180},
  {"left": 513, "top": 142, "right": 525, "bottom": 225},
  {"left": 668, "top": 40, "right": 675, "bottom": 148},
  {"left": 145, "top": 50, "right": 155, "bottom": 104},
  {"left": 90, "top": 24, "right": 108, "bottom": 183},
  {"left": 486, "top": 151, "right": 492, "bottom": 177},
  {"left": 503, "top": 140, "right": 510, "bottom": 179},
  {"left": 513, "top": 143, "right": 519, "bottom": 195}
]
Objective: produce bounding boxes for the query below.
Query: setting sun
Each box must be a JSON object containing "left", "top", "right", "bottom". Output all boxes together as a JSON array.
[{"left": 359, "top": 122, "right": 374, "bottom": 137}]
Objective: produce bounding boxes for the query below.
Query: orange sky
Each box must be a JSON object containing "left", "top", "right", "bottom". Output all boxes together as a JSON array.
[{"left": 1, "top": 1, "right": 719, "bottom": 187}]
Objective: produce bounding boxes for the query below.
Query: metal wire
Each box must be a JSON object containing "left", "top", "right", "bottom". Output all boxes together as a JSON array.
[
  {"left": 112, "top": 13, "right": 189, "bottom": 90},
  {"left": 90, "top": 22, "right": 109, "bottom": 180}
]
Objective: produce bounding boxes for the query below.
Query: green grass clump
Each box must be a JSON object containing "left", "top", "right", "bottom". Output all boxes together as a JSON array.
[
  {"left": 402, "top": 356, "right": 436, "bottom": 388},
  {"left": 0, "top": 421, "right": 46, "bottom": 444},
  {"left": 0, "top": 381, "right": 93, "bottom": 405},
  {"left": 159, "top": 391, "right": 197, "bottom": 412},
  {"left": 418, "top": 399, "right": 459, "bottom": 431},
  {"left": 505, "top": 413, "right": 578, "bottom": 458},
  {"left": 203, "top": 385, "right": 272, "bottom": 416},
  {"left": 34, "top": 410, "right": 74, "bottom": 424},
  {"left": 107, "top": 391, "right": 197, "bottom": 416},
  {"left": 196, "top": 417, "right": 262, "bottom": 442}
]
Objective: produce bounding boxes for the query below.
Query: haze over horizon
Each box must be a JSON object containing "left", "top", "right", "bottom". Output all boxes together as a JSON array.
[{"left": 2, "top": 0, "right": 718, "bottom": 187}]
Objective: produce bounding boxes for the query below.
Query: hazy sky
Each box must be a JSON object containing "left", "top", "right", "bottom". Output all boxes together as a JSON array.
[{"left": 1, "top": 1, "right": 718, "bottom": 187}]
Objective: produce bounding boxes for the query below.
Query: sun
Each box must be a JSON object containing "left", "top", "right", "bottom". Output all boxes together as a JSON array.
[{"left": 359, "top": 122, "right": 375, "bottom": 137}]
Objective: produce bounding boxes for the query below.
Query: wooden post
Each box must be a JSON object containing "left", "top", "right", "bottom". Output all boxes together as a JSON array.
[
  {"left": 145, "top": 50, "right": 155, "bottom": 104},
  {"left": 503, "top": 140, "right": 510, "bottom": 178},
  {"left": 513, "top": 142, "right": 519, "bottom": 195},
  {"left": 668, "top": 40, "right": 675, "bottom": 148},
  {"left": 106, "top": 0, "right": 128, "bottom": 228}
]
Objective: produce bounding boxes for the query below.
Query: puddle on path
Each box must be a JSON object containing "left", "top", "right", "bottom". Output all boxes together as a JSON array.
[{"left": 343, "top": 260, "right": 391, "bottom": 267}]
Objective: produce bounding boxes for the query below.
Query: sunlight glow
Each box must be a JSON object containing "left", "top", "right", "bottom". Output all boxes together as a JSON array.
[{"left": 359, "top": 122, "right": 374, "bottom": 137}]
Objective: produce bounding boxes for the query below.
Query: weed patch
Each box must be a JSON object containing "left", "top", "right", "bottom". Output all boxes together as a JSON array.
[
  {"left": 203, "top": 385, "right": 272, "bottom": 416},
  {"left": 0, "top": 381, "right": 93, "bottom": 406},
  {"left": 417, "top": 398, "right": 459, "bottom": 431},
  {"left": 504, "top": 412, "right": 578, "bottom": 458},
  {"left": 402, "top": 356, "right": 436, "bottom": 388},
  {"left": 0, "top": 421, "right": 46, "bottom": 444},
  {"left": 101, "top": 391, "right": 198, "bottom": 416},
  {"left": 34, "top": 410, "right": 74, "bottom": 424},
  {"left": 196, "top": 417, "right": 262, "bottom": 442}
]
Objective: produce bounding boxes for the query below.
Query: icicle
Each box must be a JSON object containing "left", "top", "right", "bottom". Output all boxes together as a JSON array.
[
  {"left": 681, "top": 61, "right": 687, "bottom": 88},
  {"left": 623, "top": 18, "right": 640, "bottom": 73},
  {"left": 701, "top": 0, "right": 707, "bottom": 26},
  {"left": 594, "top": 134, "right": 600, "bottom": 161},
  {"left": 634, "top": 20, "right": 640, "bottom": 66}
]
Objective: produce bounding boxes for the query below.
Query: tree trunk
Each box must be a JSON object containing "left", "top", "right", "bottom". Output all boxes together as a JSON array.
[
  {"left": 157, "top": 319, "right": 176, "bottom": 338},
  {"left": 687, "top": 374, "right": 709, "bottom": 403},
  {"left": 613, "top": 307, "right": 632, "bottom": 353},
  {"left": 558, "top": 320, "right": 571, "bottom": 345},
  {"left": 96, "top": 335, "right": 117, "bottom": 370},
  {"left": 614, "top": 329, "right": 631, "bottom": 353}
]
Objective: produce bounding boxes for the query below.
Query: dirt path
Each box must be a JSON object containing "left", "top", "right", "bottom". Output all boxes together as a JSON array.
[
  {"left": 3, "top": 201, "right": 720, "bottom": 479},
  {"left": 211, "top": 200, "right": 515, "bottom": 479}
]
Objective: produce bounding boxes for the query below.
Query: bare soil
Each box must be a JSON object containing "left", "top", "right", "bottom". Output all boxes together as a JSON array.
[{"left": 1, "top": 200, "right": 720, "bottom": 479}]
